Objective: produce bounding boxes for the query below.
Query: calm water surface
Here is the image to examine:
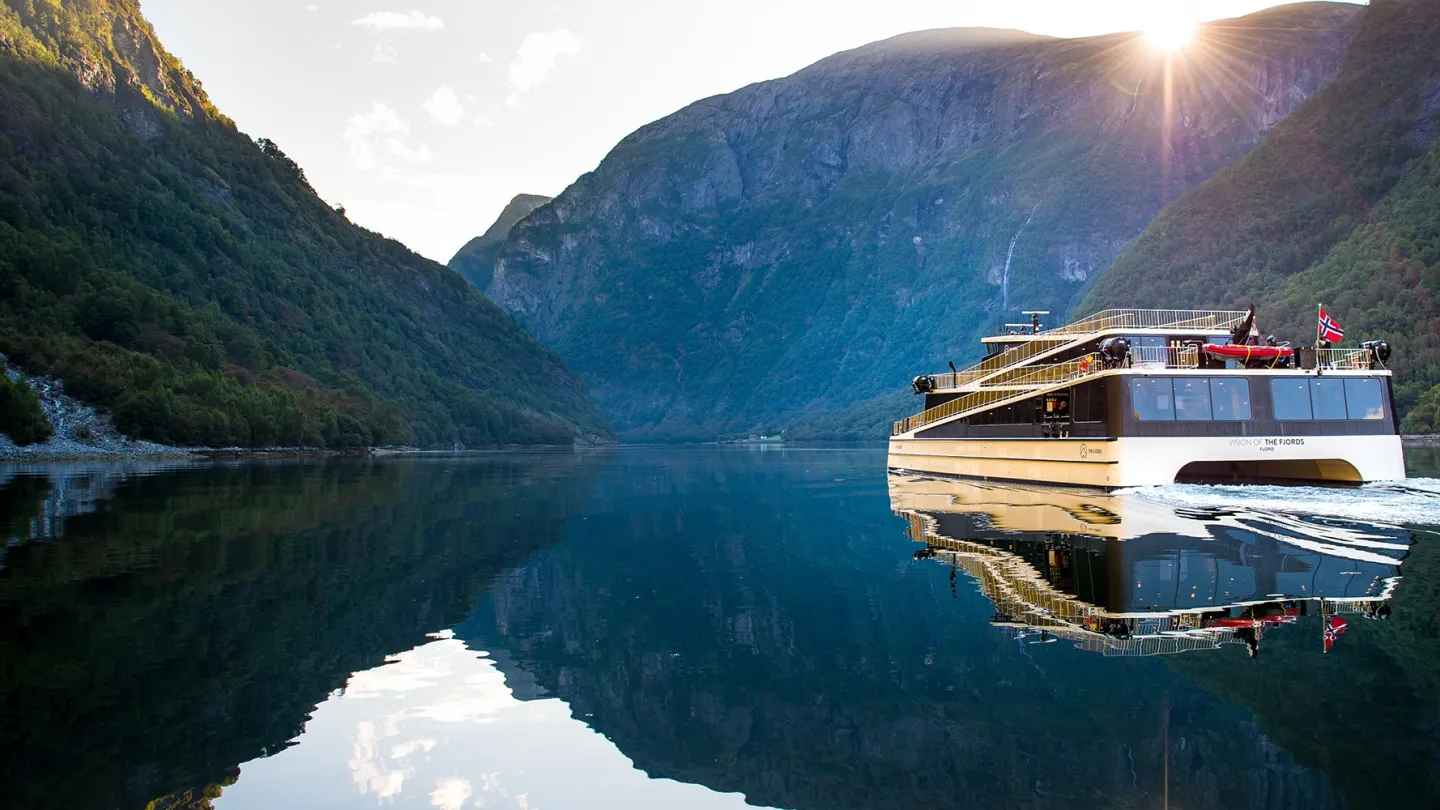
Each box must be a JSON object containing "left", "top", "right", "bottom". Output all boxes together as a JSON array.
[{"left": 3, "top": 447, "right": 1440, "bottom": 810}]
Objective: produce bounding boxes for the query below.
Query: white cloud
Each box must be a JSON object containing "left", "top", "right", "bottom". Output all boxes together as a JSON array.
[
  {"left": 472, "top": 113, "right": 495, "bottom": 128},
  {"left": 343, "top": 103, "right": 432, "bottom": 171},
  {"left": 429, "top": 778, "right": 473, "bottom": 810},
  {"left": 479, "top": 52, "right": 494, "bottom": 64},
  {"left": 351, "top": 10, "right": 444, "bottom": 32},
  {"left": 304, "top": 4, "right": 319, "bottom": 11},
  {"left": 423, "top": 86, "right": 465, "bottom": 126},
  {"left": 506, "top": 29, "right": 580, "bottom": 108},
  {"left": 372, "top": 44, "right": 399, "bottom": 63}
]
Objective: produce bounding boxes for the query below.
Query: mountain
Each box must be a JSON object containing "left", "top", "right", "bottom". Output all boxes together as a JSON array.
[
  {"left": 0, "top": 2, "right": 610, "bottom": 449},
  {"left": 450, "top": 193, "right": 553, "bottom": 292},
  {"left": 1082, "top": 0, "right": 1440, "bottom": 431},
  {"left": 477, "top": 4, "right": 1362, "bottom": 440}
]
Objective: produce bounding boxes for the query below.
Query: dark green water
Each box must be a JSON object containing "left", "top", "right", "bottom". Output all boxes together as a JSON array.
[{"left": 1, "top": 447, "right": 1438, "bottom": 810}]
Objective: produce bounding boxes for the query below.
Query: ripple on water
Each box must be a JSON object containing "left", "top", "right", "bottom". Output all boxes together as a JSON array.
[{"left": 1117, "top": 477, "right": 1440, "bottom": 528}]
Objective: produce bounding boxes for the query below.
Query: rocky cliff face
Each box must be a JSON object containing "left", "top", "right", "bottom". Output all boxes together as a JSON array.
[
  {"left": 450, "top": 193, "right": 553, "bottom": 292},
  {"left": 1081, "top": 0, "right": 1440, "bottom": 426},
  {"left": 482, "top": 4, "right": 1361, "bottom": 439}
]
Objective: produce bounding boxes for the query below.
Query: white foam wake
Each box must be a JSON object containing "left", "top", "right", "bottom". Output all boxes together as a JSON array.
[{"left": 1117, "top": 478, "right": 1440, "bottom": 528}]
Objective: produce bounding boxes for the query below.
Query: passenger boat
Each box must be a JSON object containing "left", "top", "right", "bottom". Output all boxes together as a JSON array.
[
  {"left": 888, "top": 309, "right": 1404, "bottom": 487},
  {"left": 889, "top": 475, "right": 1407, "bottom": 657}
]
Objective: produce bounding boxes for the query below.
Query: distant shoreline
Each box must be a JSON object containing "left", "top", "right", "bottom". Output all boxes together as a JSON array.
[
  {"left": 0, "top": 443, "right": 613, "bottom": 464},
  {"left": 5, "top": 436, "right": 1435, "bottom": 464}
]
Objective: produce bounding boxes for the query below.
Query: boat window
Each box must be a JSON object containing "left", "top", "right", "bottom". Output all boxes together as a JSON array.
[
  {"left": 1271, "top": 379, "right": 1312, "bottom": 420},
  {"left": 1072, "top": 381, "right": 1106, "bottom": 423},
  {"left": 1344, "top": 378, "right": 1386, "bottom": 420},
  {"left": 1126, "top": 335, "right": 1169, "bottom": 350},
  {"left": 1131, "top": 378, "right": 1174, "bottom": 421},
  {"left": 1310, "top": 378, "right": 1347, "bottom": 420},
  {"left": 1210, "top": 379, "right": 1252, "bottom": 421},
  {"left": 1173, "top": 378, "right": 1212, "bottom": 421},
  {"left": 1125, "top": 335, "right": 1171, "bottom": 366},
  {"left": 1013, "top": 397, "right": 1038, "bottom": 424}
]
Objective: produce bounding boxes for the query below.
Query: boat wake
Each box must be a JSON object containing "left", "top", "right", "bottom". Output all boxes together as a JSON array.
[{"left": 1118, "top": 478, "right": 1440, "bottom": 528}]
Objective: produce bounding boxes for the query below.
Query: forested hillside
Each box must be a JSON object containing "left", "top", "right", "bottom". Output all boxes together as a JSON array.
[
  {"left": 475, "top": 4, "right": 1361, "bottom": 440},
  {"left": 0, "top": 0, "right": 611, "bottom": 449},
  {"left": 1083, "top": 0, "right": 1440, "bottom": 431}
]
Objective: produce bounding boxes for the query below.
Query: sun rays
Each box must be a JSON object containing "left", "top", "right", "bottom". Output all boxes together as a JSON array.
[{"left": 1144, "top": 18, "right": 1198, "bottom": 51}]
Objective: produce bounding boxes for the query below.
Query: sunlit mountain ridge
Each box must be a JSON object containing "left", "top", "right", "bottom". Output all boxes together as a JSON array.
[{"left": 457, "top": 3, "right": 1363, "bottom": 440}]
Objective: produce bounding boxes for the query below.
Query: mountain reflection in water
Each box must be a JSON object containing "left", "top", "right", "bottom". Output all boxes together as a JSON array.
[{"left": 1, "top": 448, "right": 1438, "bottom": 810}]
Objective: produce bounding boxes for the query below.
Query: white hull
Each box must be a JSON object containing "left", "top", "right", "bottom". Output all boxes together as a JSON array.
[{"left": 888, "top": 435, "right": 1406, "bottom": 488}]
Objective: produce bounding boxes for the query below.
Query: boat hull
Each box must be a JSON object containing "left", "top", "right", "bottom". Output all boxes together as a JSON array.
[{"left": 887, "top": 434, "right": 1406, "bottom": 488}]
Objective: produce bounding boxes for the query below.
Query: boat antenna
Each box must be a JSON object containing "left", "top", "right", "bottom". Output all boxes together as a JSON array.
[{"left": 1023, "top": 310, "right": 1050, "bottom": 334}]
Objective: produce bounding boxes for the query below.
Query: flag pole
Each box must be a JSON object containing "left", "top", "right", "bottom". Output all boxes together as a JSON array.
[
  {"left": 1321, "top": 598, "right": 1329, "bottom": 654},
  {"left": 1316, "top": 303, "right": 1322, "bottom": 347}
]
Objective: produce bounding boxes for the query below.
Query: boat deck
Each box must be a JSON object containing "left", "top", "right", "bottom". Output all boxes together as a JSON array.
[{"left": 896, "top": 308, "right": 1375, "bottom": 436}]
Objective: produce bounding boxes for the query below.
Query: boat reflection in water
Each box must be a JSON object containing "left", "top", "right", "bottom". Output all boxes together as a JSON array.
[{"left": 890, "top": 474, "right": 1409, "bottom": 658}]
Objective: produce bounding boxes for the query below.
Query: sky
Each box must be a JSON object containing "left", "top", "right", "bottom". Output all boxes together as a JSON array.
[{"left": 139, "top": 1, "right": 1364, "bottom": 263}]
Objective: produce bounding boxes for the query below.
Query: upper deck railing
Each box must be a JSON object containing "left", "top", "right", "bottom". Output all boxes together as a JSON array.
[
  {"left": 895, "top": 353, "right": 1103, "bottom": 434},
  {"left": 894, "top": 344, "right": 1382, "bottom": 435},
  {"left": 1316, "top": 348, "right": 1374, "bottom": 369},
  {"left": 926, "top": 309, "right": 1249, "bottom": 392},
  {"left": 1045, "top": 309, "right": 1249, "bottom": 336},
  {"left": 1130, "top": 344, "right": 1200, "bottom": 368}
]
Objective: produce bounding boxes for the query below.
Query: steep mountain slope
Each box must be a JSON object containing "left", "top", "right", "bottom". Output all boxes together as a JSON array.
[
  {"left": 1083, "top": 0, "right": 1440, "bottom": 429},
  {"left": 450, "top": 193, "right": 552, "bottom": 292},
  {"left": 482, "top": 4, "right": 1361, "bottom": 440},
  {"left": 0, "top": 1, "right": 610, "bottom": 448}
]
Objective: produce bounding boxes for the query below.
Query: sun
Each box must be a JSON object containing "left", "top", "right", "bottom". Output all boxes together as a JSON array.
[{"left": 1143, "top": 18, "right": 1197, "bottom": 51}]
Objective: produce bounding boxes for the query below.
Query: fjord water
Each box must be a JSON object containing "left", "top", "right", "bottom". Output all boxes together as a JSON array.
[{"left": 2, "top": 449, "right": 1439, "bottom": 810}]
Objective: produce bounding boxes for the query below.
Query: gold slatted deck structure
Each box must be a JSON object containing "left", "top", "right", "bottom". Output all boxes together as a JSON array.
[
  {"left": 904, "top": 511, "right": 1265, "bottom": 658},
  {"left": 895, "top": 309, "right": 1253, "bottom": 436},
  {"left": 894, "top": 354, "right": 1104, "bottom": 435},
  {"left": 931, "top": 309, "right": 1249, "bottom": 390}
]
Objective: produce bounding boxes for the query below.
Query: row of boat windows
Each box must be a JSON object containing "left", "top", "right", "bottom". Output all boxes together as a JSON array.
[
  {"left": 1131, "top": 377, "right": 1252, "bottom": 421},
  {"left": 1131, "top": 377, "right": 1387, "bottom": 422},
  {"left": 1271, "top": 378, "right": 1386, "bottom": 421}
]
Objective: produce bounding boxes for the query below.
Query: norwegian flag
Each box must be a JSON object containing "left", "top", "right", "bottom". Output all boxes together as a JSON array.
[
  {"left": 1318, "top": 307, "right": 1345, "bottom": 343},
  {"left": 1324, "top": 616, "right": 1349, "bottom": 652}
]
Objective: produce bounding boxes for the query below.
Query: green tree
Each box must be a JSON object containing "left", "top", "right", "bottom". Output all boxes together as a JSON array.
[{"left": 0, "top": 373, "right": 52, "bottom": 445}]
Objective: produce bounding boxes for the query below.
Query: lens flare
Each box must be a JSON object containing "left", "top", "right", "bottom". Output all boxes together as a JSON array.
[{"left": 1144, "top": 19, "right": 1197, "bottom": 51}]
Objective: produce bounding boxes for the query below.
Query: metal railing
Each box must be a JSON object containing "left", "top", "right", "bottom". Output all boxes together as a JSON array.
[
  {"left": 931, "top": 335, "right": 1073, "bottom": 390},
  {"left": 1314, "top": 348, "right": 1374, "bottom": 370},
  {"left": 1130, "top": 344, "right": 1201, "bottom": 369},
  {"left": 923, "top": 366, "right": 1012, "bottom": 390},
  {"left": 894, "top": 354, "right": 1103, "bottom": 435},
  {"left": 926, "top": 309, "right": 1247, "bottom": 391},
  {"left": 1046, "top": 309, "right": 1250, "bottom": 336},
  {"left": 921, "top": 535, "right": 1103, "bottom": 624},
  {"left": 1075, "top": 632, "right": 1229, "bottom": 658}
]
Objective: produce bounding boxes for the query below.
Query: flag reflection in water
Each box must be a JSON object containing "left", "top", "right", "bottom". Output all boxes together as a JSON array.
[{"left": 890, "top": 475, "right": 1407, "bottom": 657}]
